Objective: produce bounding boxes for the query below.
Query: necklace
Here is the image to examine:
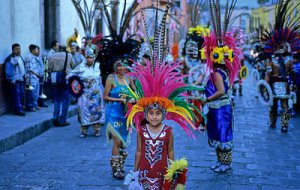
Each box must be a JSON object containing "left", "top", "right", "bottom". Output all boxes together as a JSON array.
[{"left": 116, "top": 74, "right": 126, "bottom": 84}]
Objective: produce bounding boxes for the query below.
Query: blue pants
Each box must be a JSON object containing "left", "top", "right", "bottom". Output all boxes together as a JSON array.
[
  {"left": 12, "top": 81, "right": 24, "bottom": 113},
  {"left": 53, "top": 86, "right": 70, "bottom": 123},
  {"left": 25, "top": 82, "right": 39, "bottom": 109}
]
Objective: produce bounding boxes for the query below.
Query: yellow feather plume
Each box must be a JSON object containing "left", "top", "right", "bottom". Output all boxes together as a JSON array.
[
  {"left": 126, "top": 105, "right": 143, "bottom": 128},
  {"left": 166, "top": 108, "right": 196, "bottom": 130},
  {"left": 165, "top": 158, "right": 188, "bottom": 182},
  {"left": 167, "top": 106, "right": 193, "bottom": 120}
]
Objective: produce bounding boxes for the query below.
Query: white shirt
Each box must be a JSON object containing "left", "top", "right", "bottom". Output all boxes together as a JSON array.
[{"left": 17, "top": 56, "right": 26, "bottom": 76}]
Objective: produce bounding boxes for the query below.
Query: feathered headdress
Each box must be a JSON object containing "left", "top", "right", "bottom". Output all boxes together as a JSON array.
[
  {"left": 262, "top": 0, "right": 300, "bottom": 56},
  {"left": 96, "top": 0, "right": 141, "bottom": 84},
  {"left": 96, "top": 35, "right": 140, "bottom": 84},
  {"left": 123, "top": 1, "right": 203, "bottom": 136},
  {"left": 201, "top": 0, "right": 241, "bottom": 84}
]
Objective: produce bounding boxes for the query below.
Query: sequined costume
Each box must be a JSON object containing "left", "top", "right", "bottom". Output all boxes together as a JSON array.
[
  {"left": 205, "top": 68, "right": 233, "bottom": 151},
  {"left": 105, "top": 74, "right": 130, "bottom": 146},
  {"left": 201, "top": 0, "right": 241, "bottom": 172},
  {"left": 67, "top": 62, "right": 103, "bottom": 134}
]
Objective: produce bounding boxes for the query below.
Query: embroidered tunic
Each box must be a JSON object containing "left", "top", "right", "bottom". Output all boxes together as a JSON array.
[
  {"left": 67, "top": 62, "right": 103, "bottom": 126},
  {"left": 139, "top": 125, "right": 172, "bottom": 190}
]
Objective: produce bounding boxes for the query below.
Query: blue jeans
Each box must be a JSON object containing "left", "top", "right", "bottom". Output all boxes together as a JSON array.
[
  {"left": 53, "top": 86, "right": 70, "bottom": 123},
  {"left": 25, "top": 82, "right": 39, "bottom": 109},
  {"left": 12, "top": 81, "right": 24, "bottom": 113}
]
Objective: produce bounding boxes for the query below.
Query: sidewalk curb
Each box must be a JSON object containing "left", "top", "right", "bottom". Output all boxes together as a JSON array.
[{"left": 0, "top": 107, "right": 78, "bottom": 154}]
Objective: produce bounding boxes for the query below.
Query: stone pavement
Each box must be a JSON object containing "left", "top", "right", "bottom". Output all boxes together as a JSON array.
[
  {"left": 0, "top": 102, "right": 77, "bottom": 153},
  {"left": 0, "top": 68, "right": 300, "bottom": 189}
]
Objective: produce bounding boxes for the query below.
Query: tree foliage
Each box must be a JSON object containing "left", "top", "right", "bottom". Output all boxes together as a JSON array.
[{"left": 71, "top": 0, "right": 102, "bottom": 34}]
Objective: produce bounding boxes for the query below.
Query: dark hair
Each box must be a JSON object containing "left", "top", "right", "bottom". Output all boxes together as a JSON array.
[
  {"left": 51, "top": 40, "right": 58, "bottom": 48},
  {"left": 142, "top": 54, "right": 151, "bottom": 60},
  {"left": 59, "top": 46, "right": 67, "bottom": 52},
  {"left": 12, "top": 43, "right": 20, "bottom": 51},
  {"left": 29, "top": 44, "right": 39, "bottom": 52},
  {"left": 140, "top": 118, "right": 149, "bottom": 126}
]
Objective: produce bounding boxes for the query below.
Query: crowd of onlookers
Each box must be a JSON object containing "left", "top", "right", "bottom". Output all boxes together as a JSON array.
[{"left": 3, "top": 36, "right": 98, "bottom": 126}]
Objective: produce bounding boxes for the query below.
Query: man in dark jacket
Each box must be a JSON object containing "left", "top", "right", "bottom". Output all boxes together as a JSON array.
[{"left": 4, "top": 43, "right": 26, "bottom": 116}]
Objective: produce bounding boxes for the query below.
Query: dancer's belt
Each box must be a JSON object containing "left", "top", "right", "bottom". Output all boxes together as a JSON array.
[{"left": 207, "top": 96, "right": 231, "bottom": 108}]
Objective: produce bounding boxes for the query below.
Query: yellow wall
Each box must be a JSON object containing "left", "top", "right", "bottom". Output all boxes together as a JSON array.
[
  {"left": 251, "top": 5, "right": 275, "bottom": 30},
  {"left": 251, "top": 2, "right": 300, "bottom": 31}
]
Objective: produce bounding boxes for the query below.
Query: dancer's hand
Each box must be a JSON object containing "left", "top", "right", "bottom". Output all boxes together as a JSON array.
[
  {"left": 128, "top": 98, "right": 136, "bottom": 104},
  {"left": 120, "top": 98, "right": 127, "bottom": 104}
]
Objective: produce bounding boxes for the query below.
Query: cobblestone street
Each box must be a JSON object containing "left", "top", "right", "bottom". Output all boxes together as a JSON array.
[{"left": 0, "top": 71, "right": 300, "bottom": 190}]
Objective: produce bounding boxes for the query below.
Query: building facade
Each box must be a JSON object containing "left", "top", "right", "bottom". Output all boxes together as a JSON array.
[{"left": 0, "top": 0, "right": 91, "bottom": 114}]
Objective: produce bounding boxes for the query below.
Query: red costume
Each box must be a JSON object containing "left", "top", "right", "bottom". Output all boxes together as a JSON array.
[{"left": 139, "top": 125, "right": 172, "bottom": 190}]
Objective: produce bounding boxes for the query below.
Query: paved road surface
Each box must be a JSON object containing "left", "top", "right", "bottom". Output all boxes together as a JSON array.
[{"left": 1, "top": 71, "right": 300, "bottom": 190}]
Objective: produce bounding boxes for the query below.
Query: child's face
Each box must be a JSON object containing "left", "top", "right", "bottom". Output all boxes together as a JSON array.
[{"left": 146, "top": 108, "right": 163, "bottom": 127}]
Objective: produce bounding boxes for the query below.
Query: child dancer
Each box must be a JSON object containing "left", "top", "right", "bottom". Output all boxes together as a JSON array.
[
  {"left": 134, "top": 105, "right": 174, "bottom": 189},
  {"left": 124, "top": 3, "right": 201, "bottom": 188},
  {"left": 123, "top": 58, "right": 200, "bottom": 189}
]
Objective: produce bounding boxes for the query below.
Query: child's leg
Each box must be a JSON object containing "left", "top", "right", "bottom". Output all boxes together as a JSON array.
[
  {"left": 92, "top": 123, "right": 100, "bottom": 137},
  {"left": 232, "top": 81, "right": 238, "bottom": 96},
  {"left": 80, "top": 125, "right": 88, "bottom": 138},
  {"left": 239, "top": 80, "right": 243, "bottom": 96}
]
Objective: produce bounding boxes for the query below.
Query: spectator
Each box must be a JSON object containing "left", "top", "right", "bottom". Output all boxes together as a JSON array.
[
  {"left": 70, "top": 42, "right": 85, "bottom": 69},
  {"left": 25, "top": 44, "right": 44, "bottom": 111},
  {"left": 4, "top": 43, "right": 26, "bottom": 116},
  {"left": 47, "top": 40, "right": 59, "bottom": 59},
  {"left": 37, "top": 55, "right": 48, "bottom": 108},
  {"left": 48, "top": 50, "right": 73, "bottom": 126},
  {"left": 84, "top": 36, "right": 98, "bottom": 55}
]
